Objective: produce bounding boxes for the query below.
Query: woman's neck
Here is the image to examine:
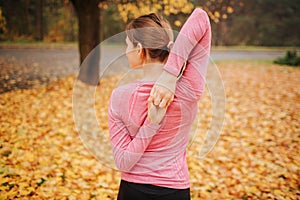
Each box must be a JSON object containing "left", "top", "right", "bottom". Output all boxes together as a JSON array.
[{"left": 142, "top": 62, "right": 164, "bottom": 81}]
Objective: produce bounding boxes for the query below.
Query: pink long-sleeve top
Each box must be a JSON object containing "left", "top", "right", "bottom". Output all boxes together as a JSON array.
[{"left": 108, "top": 8, "right": 211, "bottom": 189}]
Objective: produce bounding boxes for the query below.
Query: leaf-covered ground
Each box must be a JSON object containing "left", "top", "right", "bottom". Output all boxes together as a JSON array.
[{"left": 0, "top": 61, "right": 299, "bottom": 199}]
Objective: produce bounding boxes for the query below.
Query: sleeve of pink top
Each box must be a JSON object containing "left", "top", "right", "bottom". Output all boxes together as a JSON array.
[
  {"left": 108, "top": 94, "right": 161, "bottom": 172},
  {"left": 164, "top": 8, "right": 211, "bottom": 76}
]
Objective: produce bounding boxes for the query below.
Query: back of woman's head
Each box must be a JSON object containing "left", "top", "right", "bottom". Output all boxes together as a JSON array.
[{"left": 126, "top": 13, "right": 173, "bottom": 62}]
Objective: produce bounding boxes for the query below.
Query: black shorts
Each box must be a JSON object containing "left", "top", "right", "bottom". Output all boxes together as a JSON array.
[{"left": 117, "top": 180, "right": 190, "bottom": 200}]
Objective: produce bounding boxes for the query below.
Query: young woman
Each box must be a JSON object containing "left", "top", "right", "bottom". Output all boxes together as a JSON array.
[{"left": 108, "top": 9, "right": 211, "bottom": 200}]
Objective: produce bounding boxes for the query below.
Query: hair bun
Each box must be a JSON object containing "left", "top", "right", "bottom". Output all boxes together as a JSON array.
[{"left": 167, "top": 41, "right": 174, "bottom": 49}]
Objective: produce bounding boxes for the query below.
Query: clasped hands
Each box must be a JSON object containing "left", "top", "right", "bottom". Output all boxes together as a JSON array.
[{"left": 147, "top": 70, "right": 177, "bottom": 124}]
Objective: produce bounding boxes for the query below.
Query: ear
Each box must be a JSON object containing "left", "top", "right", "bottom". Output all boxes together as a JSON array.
[
  {"left": 137, "top": 43, "right": 142, "bottom": 54},
  {"left": 137, "top": 43, "right": 145, "bottom": 60}
]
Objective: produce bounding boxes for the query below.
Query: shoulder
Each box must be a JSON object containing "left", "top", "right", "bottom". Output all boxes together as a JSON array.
[
  {"left": 110, "top": 81, "right": 153, "bottom": 108},
  {"left": 110, "top": 82, "right": 137, "bottom": 105},
  {"left": 109, "top": 82, "right": 137, "bottom": 118},
  {"left": 112, "top": 81, "right": 153, "bottom": 97},
  {"left": 109, "top": 81, "right": 154, "bottom": 123}
]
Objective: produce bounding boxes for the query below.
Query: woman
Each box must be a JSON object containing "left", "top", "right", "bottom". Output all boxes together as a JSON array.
[{"left": 108, "top": 9, "right": 211, "bottom": 200}]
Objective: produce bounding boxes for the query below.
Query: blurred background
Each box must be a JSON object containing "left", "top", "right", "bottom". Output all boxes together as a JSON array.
[
  {"left": 0, "top": 0, "right": 299, "bottom": 46},
  {"left": 0, "top": 0, "right": 299, "bottom": 92},
  {"left": 0, "top": 1, "right": 299, "bottom": 199}
]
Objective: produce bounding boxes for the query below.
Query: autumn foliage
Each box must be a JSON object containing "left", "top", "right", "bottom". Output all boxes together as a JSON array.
[{"left": 0, "top": 61, "right": 299, "bottom": 199}]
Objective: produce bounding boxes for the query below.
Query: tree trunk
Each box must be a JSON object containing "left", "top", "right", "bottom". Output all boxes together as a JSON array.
[
  {"left": 36, "top": 0, "right": 43, "bottom": 40},
  {"left": 24, "top": 0, "right": 30, "bottom": 36},
  {"left": 71, "top": 0, "right": 101, "bottom": 86}
]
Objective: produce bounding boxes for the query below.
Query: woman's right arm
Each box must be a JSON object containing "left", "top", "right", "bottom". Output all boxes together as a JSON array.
[{"left": 108, "top": 91, "right": 162, "bottom": 172}]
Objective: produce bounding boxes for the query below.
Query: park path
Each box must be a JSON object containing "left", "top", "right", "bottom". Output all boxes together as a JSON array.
[{"left": 0, "top": 46, "right": 285, "bottom": 93}]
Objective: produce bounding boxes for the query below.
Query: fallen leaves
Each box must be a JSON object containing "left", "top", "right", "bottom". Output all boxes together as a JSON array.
[
  {"left": 0, "top": 60, "right": 299, "bottom": 199},
  {"left": 188, "top": 61, "right": 300, "bottom": 199},
  {"left": 0, "top": 76, "right": 119, "bottom": 199}
]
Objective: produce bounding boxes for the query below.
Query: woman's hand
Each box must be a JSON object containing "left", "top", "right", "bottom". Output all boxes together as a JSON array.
[
  {"left": 148, "top": 70, "right": 177, "bottom": 108},
  {"left": 147, "top": 101, "right": 167, "bottom": 124},
  {"left": 148, "top": 84, "right": 174, "bottom": 108},
  {"left": 147, "top": 70, "right": 178, "bottom": 124}
]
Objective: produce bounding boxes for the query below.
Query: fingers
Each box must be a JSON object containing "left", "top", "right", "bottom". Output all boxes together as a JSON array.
[
  {"left": 159, "top": 94, "right": 172, "bottom": 108},
  {"left": 159, "top": 98, "right": 168, "bottom": 108},
  {"left": 159, "top": 92, "right": 174, "bottom": 108},
  {"left": 150, "top": 85, "right": 156, "bottom": 97},
  {"left": 165, "top": 95, "right": 174, "bottom": 107},
  {"left": 148, "top": 95, "right": 154, "bottom": 106},
  {"left": 148, "top": 84, "right": 174, "bottom": 108},
  {"left": 149, "top": 85, "right": 162, "bottom": 106},
  {"left": 149, "top": 85, "right": 160, "bottom": 106},
  {"left": 154, "top": 95, "right": 162, "bottom": 106},
  {"left": 147, "top": 101, "right": 167, "bottom": 124}
]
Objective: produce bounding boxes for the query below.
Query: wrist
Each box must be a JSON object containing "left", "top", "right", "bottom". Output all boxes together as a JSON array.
[
  {"left": 145, "top": 117, "right": 163, "bottom": 128},
  {"left": 155, "top": 70, "right": 177, "bottom": 93},
  {"left": 160, "top": 70, "right": 178, "bottom": 83}
]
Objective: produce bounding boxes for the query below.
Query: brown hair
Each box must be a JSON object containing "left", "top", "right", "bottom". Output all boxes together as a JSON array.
[{"left": 126, "top": 13, "right": 173, "bottom": 63}]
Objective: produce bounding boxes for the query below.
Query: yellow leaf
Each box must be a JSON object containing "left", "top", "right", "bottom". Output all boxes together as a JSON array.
[
  {"left": 227, "top": 6, "right": 234, "bottom": 14},
  {"left": 174, "top": 20, "right": 182, "bottom": 27},
  {"left": 214, "top": 11, "right": 220, "bottom": 18}
]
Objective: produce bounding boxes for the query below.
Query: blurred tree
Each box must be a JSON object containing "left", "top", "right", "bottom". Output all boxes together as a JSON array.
[
  {"left": 219, "top": 0, "right": 300, "bottom": 46},
  {"left": 197, "top": 0, "right": 245, "bottom": 46},
  {"left": 0, "top": 0, "right": 299, "bottom": 48},
  {"left": 36, "top": 0, "right": 43, "bottom": 40},
  {"left": 251, "top": 0, "right": 299, "bottom": 46},
  {"left": 99, "top": 3, "right": 125, "bottom": 42},
  {"left": 43, "top": 0, "right": 77, "bottom": 42},
  {"left": 107, "top": 0, "right": 245, "bottom": 45},
  {"left": 71, "top": 0, "right": 101, "bottom": 63},
  {"left": 70, "top": 0, "right": 195, "bottom": 85},
  {"left": 0, "top": 7, "right": 6, "bottom": 39},
  {"left": 0, "top": 0, "right": 77, "bottom": 42},
  {"left": 112, "top": 0, "right": 195, "bottom": 27},
  {"left": 70, "top": 0, "right": 103, "bottom": 85},
  {"left": 0, "top": 0, "right": 32, "bottom": 40}
]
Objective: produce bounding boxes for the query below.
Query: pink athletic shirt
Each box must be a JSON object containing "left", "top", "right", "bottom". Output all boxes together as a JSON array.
[{"left": 108, "top": 8, "right": 211, "bottom": 189}]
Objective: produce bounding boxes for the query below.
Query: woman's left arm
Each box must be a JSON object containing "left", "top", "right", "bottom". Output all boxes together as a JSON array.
[{"left": 149, "top": 8, "right": 211, "bottom": 107}]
